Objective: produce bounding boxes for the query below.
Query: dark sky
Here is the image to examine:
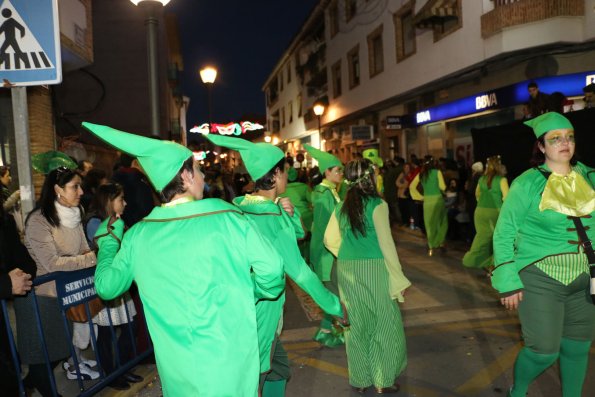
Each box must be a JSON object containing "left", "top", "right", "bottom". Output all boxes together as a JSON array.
[{"left": 168, "top": 0, "right": 319, "bottom": 128}]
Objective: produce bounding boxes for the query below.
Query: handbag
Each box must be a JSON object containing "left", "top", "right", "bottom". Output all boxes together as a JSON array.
[{"left": 66, "top": 298, "right": 104, "bottom": 322}]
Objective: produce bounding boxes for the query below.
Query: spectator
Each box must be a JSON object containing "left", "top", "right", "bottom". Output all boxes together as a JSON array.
[
  {"left": 77, "top": 160, "right": 93, "bottom": 178},
  {"left": 80, "top": 168, "right": 108, "bottom": 211},
  {"left": 112, "top": 154, "right": 155, "bottom": 228},
  {"left": 582, "top": 83, "right": 594, "bottom": 109},
  {"left": 0, "top": 165, "right": 22, "bottom": 233},
  {"left": 395, "top": 163, "right": 412, "bottom": 227},
  {"left": 527, "top": 81, "right": 549, "bottom": 118}
]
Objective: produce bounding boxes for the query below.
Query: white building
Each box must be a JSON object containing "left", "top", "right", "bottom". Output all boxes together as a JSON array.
[{"left": 263, "top": 0, "right": 595, "bottom": 164}]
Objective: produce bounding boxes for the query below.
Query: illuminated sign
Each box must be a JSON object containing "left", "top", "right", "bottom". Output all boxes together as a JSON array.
[
  {"left": 475, "top": 93, "right": 498, "bottom": 110},
  {"left": 415, "top": 70, "right": 595, "bottom": 125},
  {"left": 189, "top": 121, "right": 264, "bottom": 136},
  {"left": 416, "top": 110, "right": 431, "bottom": 123}
]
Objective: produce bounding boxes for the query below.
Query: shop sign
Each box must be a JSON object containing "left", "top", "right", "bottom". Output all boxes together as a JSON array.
[
  {"left": 475, "top": 92, "right": 498, "bottom": 110},
  {"left": 416, "top": 110, "right": 431, "bottom": 123},
  {"left": 386, "top": 116, "right": 402, "bottom": 129},
  {"left": 350, "top": 125, "right": 374, "bottom": 140}
]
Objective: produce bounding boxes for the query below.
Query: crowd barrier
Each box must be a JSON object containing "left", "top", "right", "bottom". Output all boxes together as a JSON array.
[{"left": 1, "top": 267, "right": 153, "bottom": 397}]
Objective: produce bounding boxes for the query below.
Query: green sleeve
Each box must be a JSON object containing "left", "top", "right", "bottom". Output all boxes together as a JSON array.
[
  {"left": 279, "top": 227, "right": 343, "bottom": 317},
  {"left": 286, "top": 205, "right": 305, "bottom": 239},
  {"left": 95, "top": 218, "right": 134, "bottom": 300},
  {"left": 373, "top": 202, "right": 411, "bottom": 302},
  {"left": 409, "top": 174, "right": 423, "bottom": 201},
  {"left": 492, "top": 177, "right": 533, "bottom": 293},
  {"left": 245, "top": 219, "right": 285, "bottom": 300}
]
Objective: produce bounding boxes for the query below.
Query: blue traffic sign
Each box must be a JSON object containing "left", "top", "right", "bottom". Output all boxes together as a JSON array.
[{"left": 0, "top": 0, "right": 61, "bottom": 86}]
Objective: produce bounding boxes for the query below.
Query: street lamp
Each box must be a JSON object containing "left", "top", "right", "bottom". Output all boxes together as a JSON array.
[
  {"left": 130, "top": 0, "right": 171, "bottom": 137},
  {"left": 313, "top": 100, "right": 325, "bottom": 140},
  {"left": 200, "top": 66, "right": 217, "bottom": 132}
]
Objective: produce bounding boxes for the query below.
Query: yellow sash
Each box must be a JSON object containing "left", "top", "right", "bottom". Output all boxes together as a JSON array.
[{"left": 539, "top": 170, "right": 595, "bottom": 217}]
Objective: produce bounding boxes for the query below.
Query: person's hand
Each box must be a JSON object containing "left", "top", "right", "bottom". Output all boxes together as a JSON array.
[
  {"left": 278, "top": 197, "right": 295, "bottom": 217},
  {"left": 500, "top": 291, "right": 523, "bottom": 310},
  {"left": 9, "top": 268, "right": 32, "bottom": 295},
  {"left": 401, "top": 287, "right": 409, "bottom": 297}
]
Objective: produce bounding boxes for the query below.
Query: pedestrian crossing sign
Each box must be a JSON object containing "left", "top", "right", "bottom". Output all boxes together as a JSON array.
[{"left": 0, "top": 0, "right": 61, "bottom": 86}]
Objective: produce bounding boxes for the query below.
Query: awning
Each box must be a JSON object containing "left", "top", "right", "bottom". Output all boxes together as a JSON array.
[{"left": 413, "top": 0, "right": 458, "bottom": 29}]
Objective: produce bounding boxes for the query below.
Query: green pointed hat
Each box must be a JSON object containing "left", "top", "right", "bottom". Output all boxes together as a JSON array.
[
  {"left": 524, "top": 112, "right": 574, "bottom": 138},
  {"left": 287, "top": 167, "right": 298, "bottom": 182},
  {"left": 31, "top": 151, "right": 78, "bottom": 174},
  {"left": 205, "top": 134, "right": 284, "bottom": 180},
  {"left": 304, "top": 144, "right": 342, "bottom": 172},
  {"left": 82, "top": 122, "right": 192, "bottom": 192},
  {"left": 362, "top": 148, "right": 384, "bottom": 167}
]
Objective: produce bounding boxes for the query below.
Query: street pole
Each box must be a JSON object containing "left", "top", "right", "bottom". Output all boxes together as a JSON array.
[
  {"left": 11, "top": 87, "right": 34, "bottom": 217},
  {"left": 207, "top": 83, "right": 213, "bottom": 132},
  {"left": 142, "top": 1, "right": 161, "bottom": 137}
]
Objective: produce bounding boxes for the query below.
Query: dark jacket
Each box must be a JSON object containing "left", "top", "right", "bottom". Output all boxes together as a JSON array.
[{"left": 112, "top": 167, "right": 156, "bottom": 227}]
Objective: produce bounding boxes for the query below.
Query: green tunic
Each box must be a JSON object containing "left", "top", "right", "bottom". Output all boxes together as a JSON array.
[
  {"left": 411, "top": 169, "right": 447, "bottom": 249},
  {"left": 492, "top": 162, "right": 595, "bottom": 294},
  {"left": 463, "top": 175, "right": 506, "bottom": 269},
  {"left": 279, "top": 182, "right": 313, "bottom": 232},
  {"left": 324, "top": 198, "right": 410, "bottom": 388},
  {"left": 233, "top": 195, "right": 343, "bottom": 374},
  {"left": 310, "top": 180, "right": 341, "bottom": 281},
  {"left": 94, "top": 198, "right": 285, "bottom": 397}
]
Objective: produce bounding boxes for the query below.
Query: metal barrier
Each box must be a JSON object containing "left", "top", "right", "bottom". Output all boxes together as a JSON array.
[{"left": 1, "top": 267, "right": 153, "bottom": 397}]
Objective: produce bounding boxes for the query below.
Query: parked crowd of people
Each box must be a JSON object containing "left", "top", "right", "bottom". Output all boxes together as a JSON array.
[{"left": 0, "top": 110, "right": 593, "bottom": 397}]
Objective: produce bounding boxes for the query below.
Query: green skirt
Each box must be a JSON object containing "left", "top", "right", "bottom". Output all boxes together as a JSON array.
[
  {"left": 423, "top": 195, "right": 448, "bottom": 249},
  {"left": 462, "top": 207, "right": 499, "bottom": 269},
  {"left": 337, "top": 258, "right": 407, "bottom": 388}
]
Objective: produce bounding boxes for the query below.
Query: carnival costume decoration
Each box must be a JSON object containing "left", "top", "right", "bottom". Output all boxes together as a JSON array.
[{"left": 31, "top": 151, "right": 77, "bottom": 174}]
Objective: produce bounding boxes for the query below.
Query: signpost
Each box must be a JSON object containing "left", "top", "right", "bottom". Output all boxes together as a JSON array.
[{"left": 0, "top": 0, "right": 61, "bottom": 216}]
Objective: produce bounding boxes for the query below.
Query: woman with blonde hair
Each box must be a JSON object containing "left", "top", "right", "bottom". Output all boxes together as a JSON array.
[{"left": 462, "top": 155, "right": 509, "bottom": 270}]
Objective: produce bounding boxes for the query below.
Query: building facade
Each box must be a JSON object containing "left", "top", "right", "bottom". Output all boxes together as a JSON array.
[{"left": 264, "top": 0, "right": 595, "bottom": 165}]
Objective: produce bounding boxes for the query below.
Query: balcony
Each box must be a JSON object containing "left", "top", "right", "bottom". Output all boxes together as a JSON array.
[{"left": 481, "top": 0, "right": 584, "bottom": 39}]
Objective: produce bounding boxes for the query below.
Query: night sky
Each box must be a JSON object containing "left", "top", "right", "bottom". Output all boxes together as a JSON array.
[{"left": 168, "top": 0, "right": 319, "bottom": 128}]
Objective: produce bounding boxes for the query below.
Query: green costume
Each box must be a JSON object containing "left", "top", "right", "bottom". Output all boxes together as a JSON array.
[
  {"left": 83, "top": 123, "right": 285, "bottom": 397},
  {"left": 310, "top": 179, "right": 341, "bottom": 281},
  {"left": 205, "top": 134, "right": 344, "bottom": 396},
  {"left": 492, "top": 112, "right": 595, "bottom": 397},
  {"left": 463, "top": 175, "right": 508, "bottom": 269},
  {"left": 409, "top": 169, "right": 447, "bottom": 249},
  {"left": 279, "top": 170, "right": 313, "bottom": 232},
  {"left": 325, "top": 198, "right": 410, "bottom": 389}
]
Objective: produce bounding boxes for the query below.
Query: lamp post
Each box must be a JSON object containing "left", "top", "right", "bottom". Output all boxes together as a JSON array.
[
  {"left": 200, "top": 66, "right": 217, "bottom": 132},
  {"left": 130, "top": 0, "right": 170, "bottom": 137},
  {"left": 313, "top": 100, "right": 325, "bottom": 142}
]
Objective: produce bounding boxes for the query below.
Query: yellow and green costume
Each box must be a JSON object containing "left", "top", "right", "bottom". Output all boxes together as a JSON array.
[
  {"left": 462, "top": 175, "right": 509, "bottom": 269},
  {"left": 325, "top": 198, "right": 410, "bottom": 389},
  {"left": 83, "top": 123, "right": 285, "bottom": 397},
  {"left": 491, "top": 112, "right": 595, "bottom": 397},
  {"left": 409, "top": 169, "right": 447, "bottom": 249}
]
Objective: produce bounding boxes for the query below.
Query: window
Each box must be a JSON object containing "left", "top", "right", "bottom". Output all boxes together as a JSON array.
[
  {"left": 345, "top": 0, "right": 357, "bottom": 22},
  {"left": 287, "top": 62, "right": 291, "bottom": 83},
  {"left": 288, "top": 101, "right": 293, "bottom": 124},
  {"left": 347, "top": 44, "right": 360, "bottom": 89},
  {"left": 394, "top": 2, "right": 416, "bottom": 62},
  {"left": 367, "top": 24, "right": 384, "bottom": 78},
  {"left": 332, "top": 60, "right": 342, "bottom": 98},
  {"left": 281, "top": 107, "right": 285, "bottom": 127},
  {"left": 329, "top": 2, "right": 339, "bottom": 38},
  {"left": 297, "top": 93, "right": 303, "bottom": 117}
]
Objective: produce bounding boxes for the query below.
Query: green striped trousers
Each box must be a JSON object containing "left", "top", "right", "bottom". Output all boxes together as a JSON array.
[{"left": 337, "top": 258, "right": 407, "bottom": 388}]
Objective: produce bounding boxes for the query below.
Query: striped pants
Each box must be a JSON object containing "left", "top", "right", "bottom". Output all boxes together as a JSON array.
[{"left": 337, "top": 258, "right": 407, "bottom": 388}]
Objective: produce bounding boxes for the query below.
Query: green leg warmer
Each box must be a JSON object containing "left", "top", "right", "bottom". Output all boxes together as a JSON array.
[
  {"left": 559, "top": 338, "right": 592, "bottom": 397},
  {"left": 262, "top": 379, "right": 287, "bottom": 397},
  {"left": 510, "top": 348, "right": 558, "bottom": 397}
]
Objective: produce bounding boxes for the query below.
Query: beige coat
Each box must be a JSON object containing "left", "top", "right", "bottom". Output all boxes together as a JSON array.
[{"left": 25, "top": 210, "right": 96, "bottom": 297}]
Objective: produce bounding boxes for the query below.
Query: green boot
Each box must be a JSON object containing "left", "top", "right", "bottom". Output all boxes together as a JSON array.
[
  {"left": 559, "top": 338, "right": 591, "bottom": 397},
  {"left": 262, "top": 379, "right": 287, "bottom": 397},
  {"left": 510, "top": 347, "right": 558, "bottom": 397}
]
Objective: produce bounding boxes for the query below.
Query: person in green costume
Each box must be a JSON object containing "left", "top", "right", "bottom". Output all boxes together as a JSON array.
[
  {"left": 462, "top": 155, "right": 509, "bottom": 270},
  {"left": 491, "top": 112, "right": 595, "bottom": 397},
  {"left": 82, "top": 122, "right": 285, "bottom": 397},
  {"left": 279, "top": 167, "right": 313, "bottom": 262},
  {"left": 324, "top": 159, "right": 411, "bottom": 394},
  {"left": 409, "top": 156, "right": 448, "bottom": 256},
  {"left": 205, "top": 134, "right": 347, "bottom": 397},
  {"left": 304, "top": 144, "right": 345, "bottom": 347},
  {"left": 363, "top": 148, "right": 384, "bottom": 195}
]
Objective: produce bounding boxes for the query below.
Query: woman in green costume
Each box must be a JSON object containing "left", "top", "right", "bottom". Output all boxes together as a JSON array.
[
  {"left": 304, "top": 144, "right": 345, "bottom": 347},
  {"left": 462, "top": 155, "right": 509, "bottom": 270},
  {"left": 409, "top": 156, "right": 448, "bottom": 256},
  {"left": 324, "top": 159, "right": 411, "bottom": 394},
  {"left": 206, "top": 134, "right": 346, "bottom": 397},
  {"left": 491, "top": 112, "right": 595, "bottom": 397},
  {"left": 279, "top": 167, "right": 313, "bottom": 262},
  {"left": 83, "top": 123, "right": 285, "bottom": 397}
]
